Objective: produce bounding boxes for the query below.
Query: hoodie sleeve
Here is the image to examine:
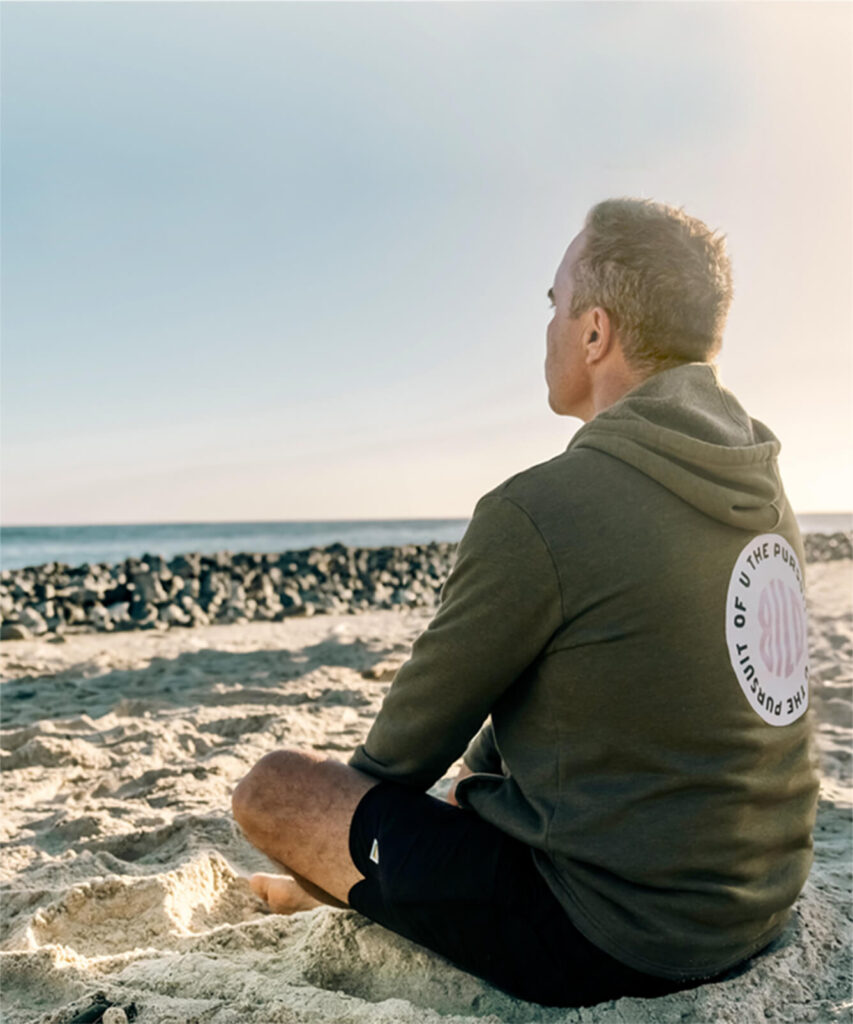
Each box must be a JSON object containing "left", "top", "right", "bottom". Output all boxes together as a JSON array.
[
  {"left": 348, "top": 493, "right": 564, "bottom": 790},
  {"left": 462, "top": 720, "right": 502, "bottom": 774}
]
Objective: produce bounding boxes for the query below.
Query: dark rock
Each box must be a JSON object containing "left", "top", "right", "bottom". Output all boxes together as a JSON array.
[
  {"left": 130, "top": 571, "right": 167, "bottom": 605},
  {"left": 199, "top": 570, "right": 218, "bottom": 597},
  {"left": 1, "top": 623, "right": 31, "bottom": 640},
  {"left": 129, "top": 599, "right": 157, "bottom": 625},
  {"left": 19, "top": 607, "right": 48, "bottom": 635},
  {"left": 280, "top": 589, "right": 303, "bottom": 613},
  {"left": 13, "top": 579, "right": 35, "bottom": 599},
  {"left": 103, "top": 584, "right": 133, "bottom": 605},
  {"left": 170, "top": 553, "right": 201, "bottom": 578}
]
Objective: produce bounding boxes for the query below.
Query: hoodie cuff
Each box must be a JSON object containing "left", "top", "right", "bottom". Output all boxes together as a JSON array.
[{"left": 462, "top": 720, "right": 502, "bottom": 774}]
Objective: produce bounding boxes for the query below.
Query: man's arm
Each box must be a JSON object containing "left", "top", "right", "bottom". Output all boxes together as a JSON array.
[{"left": 348, "top": 493, "right": 564, "bottom": 790}]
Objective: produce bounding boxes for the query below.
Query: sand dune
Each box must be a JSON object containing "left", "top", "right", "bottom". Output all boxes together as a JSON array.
[{"left": 1, "top": 563, "right": 851, "bottom": 1024}]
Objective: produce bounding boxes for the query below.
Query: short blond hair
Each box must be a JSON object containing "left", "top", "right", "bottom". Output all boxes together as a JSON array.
[{"left": 570, "top": 198, "right": 734, "bottom": 372}]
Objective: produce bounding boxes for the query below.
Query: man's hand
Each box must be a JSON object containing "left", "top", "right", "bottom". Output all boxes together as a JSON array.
[{"left": 446, "top": 763, "right": 475, "bottom": 806}]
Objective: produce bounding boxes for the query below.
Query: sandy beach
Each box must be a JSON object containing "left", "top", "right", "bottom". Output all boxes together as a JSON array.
[{"left": 1, "top": 558, "right": 850, "bottom": 1024}]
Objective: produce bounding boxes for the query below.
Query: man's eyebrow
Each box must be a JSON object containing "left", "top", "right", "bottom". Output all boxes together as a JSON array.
[{"left": 547, "top": 287, "right": 555, "bottom": 304}]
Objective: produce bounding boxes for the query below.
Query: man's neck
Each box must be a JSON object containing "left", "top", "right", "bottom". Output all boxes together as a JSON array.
[{"left": 584, "top": 364, "right": 650, "bottom": 422}]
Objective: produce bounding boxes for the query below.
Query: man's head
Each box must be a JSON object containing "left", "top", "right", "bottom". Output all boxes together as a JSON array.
[{"left": 545, "top": 198, "right": 733, "bottom": 421}]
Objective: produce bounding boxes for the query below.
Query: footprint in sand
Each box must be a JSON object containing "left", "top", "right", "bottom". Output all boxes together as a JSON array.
[
  {"left": 28, "top": 852, "right": 262, "bottom": 956},
  {"left": 197, "top": 713, "right": 276, "bottom": 739},
  {"left": 1, "top": 735, "right": 111, "bottom": 772},
  {"left": 78, "top": 814, "right": 238, "bottom": 865}
]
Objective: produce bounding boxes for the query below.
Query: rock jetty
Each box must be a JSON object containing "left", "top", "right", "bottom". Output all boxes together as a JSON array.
[
  {"left": 0, "top": 542, "right": 456, "bottom": 640},
  {"left": 0, "top": 533, "right": 850, "bottom": 641}
]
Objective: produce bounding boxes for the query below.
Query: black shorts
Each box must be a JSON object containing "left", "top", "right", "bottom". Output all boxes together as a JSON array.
[{"left": 347, "top": 781, "right": 704, "bottom": 1007}]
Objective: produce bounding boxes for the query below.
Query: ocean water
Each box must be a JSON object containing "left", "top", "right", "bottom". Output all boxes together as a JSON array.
[
  {"left": 796, "top": 512, "right": 853, "bottom": 536},
  {"left": 0, "top": 513, "right": 850, "bottom": 573},
  {"left": 0, "top": 520, "right": 470, "bottom": 572}
]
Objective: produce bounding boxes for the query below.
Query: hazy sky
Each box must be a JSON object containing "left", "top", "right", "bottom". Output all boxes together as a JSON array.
[{"left": 2, "top": 1, "right": 851, "bottom": 525}]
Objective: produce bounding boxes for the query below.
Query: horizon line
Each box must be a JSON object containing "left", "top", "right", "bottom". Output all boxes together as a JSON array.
[
  {"left": 0, "top": 515, "right": 474, "bottom": 530},
  {"left": 2, "top": 510, "right": 851, "bottom": 531}
]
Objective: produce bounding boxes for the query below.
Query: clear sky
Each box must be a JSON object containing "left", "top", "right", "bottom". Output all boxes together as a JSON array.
[{"left": 2, "top": 1, "right": 851, "bottom": 525}]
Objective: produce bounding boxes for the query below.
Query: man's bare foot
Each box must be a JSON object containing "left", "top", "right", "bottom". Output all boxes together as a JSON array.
[{"left": 249, "top": 873, "right": 324, "bottom": 914}]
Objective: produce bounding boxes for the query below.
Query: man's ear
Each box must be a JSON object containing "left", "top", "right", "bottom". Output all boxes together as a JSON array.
[{"left": 584, "top": 309, "right": 613, "bottom": 365}]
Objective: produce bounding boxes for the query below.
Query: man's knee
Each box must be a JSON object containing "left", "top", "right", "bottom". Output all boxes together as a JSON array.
[{"left": 232, "top": 748, "right": 319, "bottom": 831}]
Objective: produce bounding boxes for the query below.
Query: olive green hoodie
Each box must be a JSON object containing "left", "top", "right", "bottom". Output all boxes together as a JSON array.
[{"left": 349, "top": 362, "right": 819, "bottom": 981}]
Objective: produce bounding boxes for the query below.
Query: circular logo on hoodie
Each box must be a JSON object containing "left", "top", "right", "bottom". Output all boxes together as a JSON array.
[{"left": 725, "top": 533, "right": 809, "bottom": 726}]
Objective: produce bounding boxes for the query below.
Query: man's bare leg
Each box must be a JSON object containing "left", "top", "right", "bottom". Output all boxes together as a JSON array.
[{"left": 231, "top": 748, "right": 379, "bottom": 913}]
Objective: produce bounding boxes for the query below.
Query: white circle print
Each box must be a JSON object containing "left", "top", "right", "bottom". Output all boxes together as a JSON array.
[{"left": 725, "top": 533, "right": 809, "bottom": 726}]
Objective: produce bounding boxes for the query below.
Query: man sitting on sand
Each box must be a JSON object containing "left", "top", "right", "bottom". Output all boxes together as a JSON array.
[{"left": 232, "top": 197, "right": 818, "bottom": 1007}]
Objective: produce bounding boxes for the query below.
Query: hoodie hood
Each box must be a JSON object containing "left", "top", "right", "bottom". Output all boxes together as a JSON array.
[{"left": 568, "top": 362, "right": 784, "bottom": 531}]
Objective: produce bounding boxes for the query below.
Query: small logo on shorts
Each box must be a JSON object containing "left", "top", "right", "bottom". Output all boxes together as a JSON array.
[{"left": 369, "top": 838, "right": 380, "bottom": 864}]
